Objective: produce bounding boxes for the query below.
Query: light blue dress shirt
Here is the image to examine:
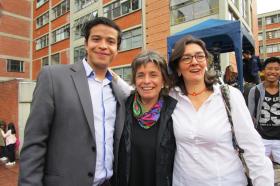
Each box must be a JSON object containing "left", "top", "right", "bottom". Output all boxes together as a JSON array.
[{"left": 82, "top": 59, "right": 117, "bottom": 186}]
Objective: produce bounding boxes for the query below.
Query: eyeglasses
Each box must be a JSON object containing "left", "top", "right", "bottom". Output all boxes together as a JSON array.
[{"left": 180, "top": 53, "right": 206, "bottom": 64}]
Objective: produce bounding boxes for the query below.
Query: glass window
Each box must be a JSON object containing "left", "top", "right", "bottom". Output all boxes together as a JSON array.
[
  {"left": 36, "top": 35, "right": 49, "bottom": 50},
  {"left": 42, "top": 57, "right": 49, "bottom": 66},
  {"left": 266, "top": 17, "right": 272, "bottom": 24},
  {"left": 51, "top": 53, "right": 60, "bottom": 65},
  {"left": 258, "top": 33, "right": 263, "bottom": 41},
  {"left": 74, "top": 46, "right": 86, "bottom": 63},
  {"left": 52, "top": 24, "right": 70, "bottom": 43},
  {"left": 267, "top": 45, "right": 273, "bottom": 53},
  {"left": 7, "top": 59, "right": 24, "bottom": 72},
  {"left": 103, "top": 0, "right": 141, "bottom": 20},
  {"left": 258, "top": 18, "right": 262, "bottom": 27},
  {"left": 120, "top": 27, "right": 142, "bottom": 51},
  {"left": 74, "top": 11, "right": 97, "bottom": 40},
  {"left": 112, "top": 66, "right": 132, "bottom": 83},
  {"left": 37, "top": 0, "right": 48, "bottom": 8},
  {"left": 170, "top": 0, "right": 218, "bottom": 25},
  {"left": 52, "top": 0, "right": 70, "bottom": 20},
  {"left": 271, "top": 15, "right": 278, "bottom": 23},
  {"left": 36, "top": 12, "right": 49, "bottom": 29},
  {"left": 259, "top": 46, "right": 264, "bottom": 54},
  {"left": 74, "top": 0, "right": 98, "bottom": 12}
]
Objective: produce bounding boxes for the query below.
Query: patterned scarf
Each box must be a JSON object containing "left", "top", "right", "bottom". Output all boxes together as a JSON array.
[{"left": 132, "top": 93, "right": 163, "bottom": 129}]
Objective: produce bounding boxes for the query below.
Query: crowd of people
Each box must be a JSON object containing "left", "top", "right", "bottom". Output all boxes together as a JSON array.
[{"left": 12, "top": 17, "right": 279, "bottom": 186}]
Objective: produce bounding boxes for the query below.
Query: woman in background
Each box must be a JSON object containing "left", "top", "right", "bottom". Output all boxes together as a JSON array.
[{"left": 1, "top": 122, "right": 17, "bottom": 166}]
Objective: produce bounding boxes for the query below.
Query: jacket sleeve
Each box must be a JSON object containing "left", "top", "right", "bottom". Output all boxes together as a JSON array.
[
  {"left": 19, "top": 67, "right": 55, "bottom": 186},
  {"left": 230, "top": 87, "right": 274, "bottom": 186},
  {"left": 247, "top": 86, "right": 256, "bottom": 120}
]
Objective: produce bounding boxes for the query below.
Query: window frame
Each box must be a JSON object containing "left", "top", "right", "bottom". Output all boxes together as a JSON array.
[
  {"left": 36, "top": 34, "right": 49, "bottom": 50},
  {"left": 7, "top": 59, "right": 24, "bottom": 72},
  {"left": 51, "top": 24, "right": 70, "bottom": 44}
]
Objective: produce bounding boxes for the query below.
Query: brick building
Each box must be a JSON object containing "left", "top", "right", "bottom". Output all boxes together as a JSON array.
[
  {"left": 258, "top": 9, "right": 280, "bottom": 60},
  {"left": 0, "top": 0, "right": 32, "bottom": 81}
]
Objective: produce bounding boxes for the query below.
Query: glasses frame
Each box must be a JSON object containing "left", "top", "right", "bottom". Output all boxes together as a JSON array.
[{"left": 180, "top": 53, "right": 206, "bottom": 64}]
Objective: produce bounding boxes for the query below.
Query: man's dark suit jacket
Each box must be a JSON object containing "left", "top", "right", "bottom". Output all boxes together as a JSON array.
[{"left": 19, "top": 62, "right": 126, "bottom": 186}]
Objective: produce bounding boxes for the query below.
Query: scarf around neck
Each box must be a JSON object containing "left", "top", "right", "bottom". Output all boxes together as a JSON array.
[{"left": 132, "top": 93, "right": 163, "bottom": 129}]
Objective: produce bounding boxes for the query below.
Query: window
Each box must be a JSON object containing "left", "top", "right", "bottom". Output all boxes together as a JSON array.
[
  {"left": 258, "top": 33, "right": 263, "bottom": 41},
  {"left": 259, "top": 46, "right": 264, "bottom": 54},
  {"left": 42, "top": 57, "right": 49, "bottom": 66},
  {"left": 103, "top": 0, "right": 141, "bottom": 20},
  {"left": 36, "top": 12, "right": 49, "bottom": 28},
  {"left": 52, "top": 24, "right": 70, "bottom": 43},
  {"left": 266, "top": 29, "right": 280, "bottom": 39},
  {"left": 112, "top": 66, "right": 132, "bottom": 83},
  {"left": 74, "top": 46, "right": 86, "bottom": 63},
  {"left": 170, "top": 0, "right": 219, "bottom": 25},
  {"left": 37, "top": 0, "right": 48, "bottom": 8},
  {"left": 266, "top": 17, "right": 272, "bottom": 24},
  {"left": 7, "top": 59, "right": 24, "bottom": 72},
  {"left": 74, "top": 11, "right": 97, "bottom": 40},
  {"left": 51, "top": 53, "right": 60, "bottom": 65},
  {"left": 74, "top": 0, "right": 98, "bottom": 12},
  {"left": 258, "top": 18, "right": 262, "bottom": 27},
  {"left": 52, "top": 0, "right": 70, "bottom": 20},
  {"left": 266, "top": 44, "right": 280, "bottom": 53},
  {"left": 36, "top": 35, "right": 49, "bottom": 50},
  {"left": 120, "top": 27, "right": 142, "bottom": 51}
]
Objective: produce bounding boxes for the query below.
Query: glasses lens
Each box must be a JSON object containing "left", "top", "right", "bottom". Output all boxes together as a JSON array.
[{"left": 195, "top": 54, "right": 205, "bottom": 62}]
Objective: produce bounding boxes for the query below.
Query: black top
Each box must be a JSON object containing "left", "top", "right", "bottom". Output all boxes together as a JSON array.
[
  {"left": 129, "top": 118, "right": 159, "bottom": 186},
  {"left": 258, "top": 90, "right": 280, "bottom": 139}
]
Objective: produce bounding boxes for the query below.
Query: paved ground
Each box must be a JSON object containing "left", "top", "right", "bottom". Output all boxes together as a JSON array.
[
  {"left": 0, "top": 160, "right": 19, "bottom": 186},
  {"left": 0, "top": 159, "right": 279, "bottom": 185}
]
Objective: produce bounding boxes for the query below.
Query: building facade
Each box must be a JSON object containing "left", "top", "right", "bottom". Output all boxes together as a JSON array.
[
  {"left": 32, "top": 0, "right": 258, "bottom": 80},
  {"left": 258, "top": 9, "right": 280, "bottom": 61},
  {"left": 0, "top": 0, "right": 32, "bottom": 81}
]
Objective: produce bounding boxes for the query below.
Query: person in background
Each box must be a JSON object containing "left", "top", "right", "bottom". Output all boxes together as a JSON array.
[
  {"left": 0, "top": 121, "right": 7, "bottom": 162},
  {"left": 223, "top": 65, "right": 238, "bottom": 88},
  {"left": 19, "top": 17, "right": 126, "bottom": 186},
  {"left": 243, "top": 50, "right": 261, "bottom": 84},
  {"left": 248, "top": 57, "right": 280, "bottom": 167},
  {"left": 117, "top": 51, "right": 177, "bottom": 186},
  {"left": 1, "top": 122, "right": 16, "bottom": 166},
  {"left": 168, "top": 35, "right": 273, "bottom": 186}
]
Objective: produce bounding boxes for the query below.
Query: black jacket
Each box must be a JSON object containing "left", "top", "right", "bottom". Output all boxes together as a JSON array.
[{"left": 117, "top": 94, "right": 177, "bottom": 186}]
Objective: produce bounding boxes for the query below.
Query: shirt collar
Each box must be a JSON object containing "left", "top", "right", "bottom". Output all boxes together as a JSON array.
[
  {"left": 173, "top": 83, "right": 221, "bottom": 96},
  {"left": 82, "top": 58, "right": 113, "bottom": 81}
]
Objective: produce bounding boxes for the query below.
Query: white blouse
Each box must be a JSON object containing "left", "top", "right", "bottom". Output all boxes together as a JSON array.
[{"left": 169, "top": 85, "right": 273, "bottom": 186}]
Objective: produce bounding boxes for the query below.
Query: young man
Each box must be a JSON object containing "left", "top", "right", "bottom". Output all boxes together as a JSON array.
[
  {"left": 248, "top": 57, "right": 280, "bottom": 165},
  {"left": 19, "top": 17, "right": 126, "bottom": 186},
  {"left": 243, "top": 50, "right": 261, "bottom": 84}
]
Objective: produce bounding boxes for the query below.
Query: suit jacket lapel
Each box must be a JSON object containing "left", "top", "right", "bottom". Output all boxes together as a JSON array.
[
  {"left": 71, "top": 62, "right": 96, "bottom": 141},
  {"left": 111, "top": 81, "right": 125, "bottom": 143}
]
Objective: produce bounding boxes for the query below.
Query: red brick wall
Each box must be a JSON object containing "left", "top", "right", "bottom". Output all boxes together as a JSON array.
[
  {"left": 0, "top": 14, "right": 30, "bottom": 38},
  {"left": 0, "top": 36, "right": 30, "bottom": 58},
  {"left": 1, "top": 0, "right": 31, "bottom": 17},
  {"left": 0, "top": 80, "right": 19, "bottom": 136}
]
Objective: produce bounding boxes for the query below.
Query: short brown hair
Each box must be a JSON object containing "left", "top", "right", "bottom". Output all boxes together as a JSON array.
[{"left": 131, "top": 50, "right": 170, "bottom": 95}]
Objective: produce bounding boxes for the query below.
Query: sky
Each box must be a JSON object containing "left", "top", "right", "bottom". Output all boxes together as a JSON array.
[{"left": 256, "top": 0, "right": 280, "bottom": 14}]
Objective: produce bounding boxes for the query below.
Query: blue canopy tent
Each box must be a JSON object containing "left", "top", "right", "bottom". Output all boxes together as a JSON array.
[{"left": 167, "top": 19, "right": 255, "bottom": 91}]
